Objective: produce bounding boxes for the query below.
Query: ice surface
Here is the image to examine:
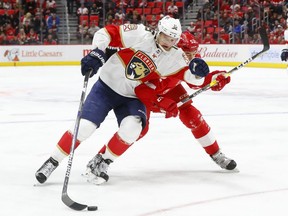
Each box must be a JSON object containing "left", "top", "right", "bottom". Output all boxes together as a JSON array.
[{"left": 1, "top": 66, "right": 288, "bottom": 216}]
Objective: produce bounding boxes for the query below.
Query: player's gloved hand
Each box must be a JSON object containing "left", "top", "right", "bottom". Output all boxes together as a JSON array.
[
  {"left": 281, "top": 49, "right": 288, "bottom": 61},
  {"left": 81, "top": 48, "right": 106, "bottom": 77},
  {"left": 189, "top": 58, "right": 210, "bottom": 78},
  {"left": 156, "top": 96, "right": 178, "bottom": 118},
  {"left": 135, "top": 84, "right": 178, "bottom": 118},
  {"left": 204, "top": 70, "right": 231, "bottom": 91}
]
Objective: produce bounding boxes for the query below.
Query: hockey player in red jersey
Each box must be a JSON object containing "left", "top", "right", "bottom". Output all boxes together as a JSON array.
[
  {"left": 135, "top": 31, "right": 236, "bottom": 171},
  {"left": 35, "top": 16, "right": 232, "bottom": 185}
]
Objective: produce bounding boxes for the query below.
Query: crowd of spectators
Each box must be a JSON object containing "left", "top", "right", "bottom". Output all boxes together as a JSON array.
[
  {"left": 75, "top": 0, "right": 288, "bottom": 45},
  {"left": 74, "top": 0, "right": 184, "bottom": 43},
  {"left": 1, "top": 0, "right": 288, "bottom": 46},
  {"left": 187, "top": 0, "right": 288, "bottom": 44},
  {"left": 0, "top": 0, "right": 59, "bottom": 45}
]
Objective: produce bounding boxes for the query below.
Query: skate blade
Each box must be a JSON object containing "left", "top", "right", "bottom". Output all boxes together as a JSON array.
[
  {"left": 231, "top": 168, "right": 240, "bottom": 173},
  {"left": 82, "top": 171, "right": 106, "bottom": 185},
  {"left": 87, "top": 176, "right": 106, "bottom": 185}
]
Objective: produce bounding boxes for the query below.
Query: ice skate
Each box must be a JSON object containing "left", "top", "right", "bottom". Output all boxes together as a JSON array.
[
  {"left": 35, "top": 157, "right": 59, "bottom": 183},
  {"left": 82, "top": 154, "right": 112, "bottom": 185},
  {"left": 210, "top": 150, "right": 237, "bottom": 170}
]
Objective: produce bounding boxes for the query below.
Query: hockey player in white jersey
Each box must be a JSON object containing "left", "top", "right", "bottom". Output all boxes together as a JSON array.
[{"left": 35, "top": 16, "right": 231, "bottom": 185}]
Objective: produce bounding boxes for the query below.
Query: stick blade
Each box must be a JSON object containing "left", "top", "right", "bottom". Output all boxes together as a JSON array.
[{"left": 62, "top": 194, "right": 87, "bottom": 211}]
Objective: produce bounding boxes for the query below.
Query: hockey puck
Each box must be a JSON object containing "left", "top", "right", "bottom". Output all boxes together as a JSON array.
[{"left": 87, "top": 206, "right": 98, "bottom": 211}]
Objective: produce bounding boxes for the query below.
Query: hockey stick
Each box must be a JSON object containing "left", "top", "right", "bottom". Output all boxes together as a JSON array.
[
  {"left": 61, "top": 70, "right": 97, "bottom": 211},
  {"left": 179, "top": 27, "right": 270, "bottom": 105}
]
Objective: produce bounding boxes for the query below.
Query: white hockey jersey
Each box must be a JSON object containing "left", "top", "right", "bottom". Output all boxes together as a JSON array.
[{"left": 92, "top": 24, "right": 204, "bottom": 98}]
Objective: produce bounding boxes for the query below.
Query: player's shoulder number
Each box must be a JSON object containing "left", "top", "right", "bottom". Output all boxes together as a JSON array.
[{"left": 123, "top": 24, "right": 138, "bottom": 32}]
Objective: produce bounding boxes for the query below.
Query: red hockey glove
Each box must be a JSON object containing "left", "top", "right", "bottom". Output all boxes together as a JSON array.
[
  {"left": 156, "top": 96, "right": 178, "bottom": 118},
  {"left": 135, "top": 83, "right": 159, "bottom": 111},
  {"left": 203, "top": 70, "right": 231, "bottom": 91},
  {"left": 135, "top": 84, "right": 178, "bottom": 118}
]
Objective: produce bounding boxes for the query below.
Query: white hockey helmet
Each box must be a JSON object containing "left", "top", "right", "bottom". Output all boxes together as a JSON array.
[{"left": 157, "top": 16, "right": 182, "bottom": 43}]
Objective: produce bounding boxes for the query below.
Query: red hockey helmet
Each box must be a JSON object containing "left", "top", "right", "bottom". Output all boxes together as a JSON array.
[{"left": 177, "top": 31, "right": 199, "bottom": 53}]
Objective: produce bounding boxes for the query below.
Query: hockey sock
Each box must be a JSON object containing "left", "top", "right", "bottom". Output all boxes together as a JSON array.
[
  {"left": 191, "top": 120, "right": 219, "bottom": 155},
  {"left": 51, "top": 131, "right": 81, "bottom": 162},
  {"left": 102, "top": 132, "right": 132, "bottom": 161}
]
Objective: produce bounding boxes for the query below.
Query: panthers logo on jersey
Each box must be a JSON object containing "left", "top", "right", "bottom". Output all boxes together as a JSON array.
[{"left": 126, "top": 51, "right": 156, "bottom": 80}]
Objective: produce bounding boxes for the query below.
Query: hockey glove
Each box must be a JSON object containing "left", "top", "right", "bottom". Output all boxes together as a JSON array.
[
  {"left": 203, "top": 70, "right": 231, "bottom": 91},
  {"left": 281, "top": 49, "right": 288, "bottom": 61},
  {"left": 81, "top": 48, "right": 107, "bottom": 77},
  {"left": 156, "top": 96, "right": 178, "bottom": 118},
  {"left": 135, "top": 84, "right": 178, "bottom": 118},
  {"left": 189, "top": 58, "right": 210, "bottom": 78}
]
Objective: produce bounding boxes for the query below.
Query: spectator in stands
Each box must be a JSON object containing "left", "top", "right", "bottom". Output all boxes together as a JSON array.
[
  {"left": 125, "top": 9, "right": 133, "bottom": 22},
  {"left": 0, "top": 25, "right": 4, "bottom": 35},
  {"left": 127, "top": 0, "right": 138, "bottom": 8},
  {"left": 147, "top": 14, "right": 158, "bottom": 30},
  {"left": 90, "top": 3, "right": 101, "bottom": 15},
  {"left": 85, "top": 0, "right": 95, "bottom": 10},
  {"left": 43, "top": 33, "right": 57, "bottom": 45},
  {"left": 219, "top": 12, "right": 232, "bottom": 27},
  {"left": 25, "top": 1, "right": 37, "bottom": 15},
  {"left": 167, "top": 1, "right": 179, "bottom": 19},
  {"left": 105, "top": 8, "right": 115, "bottom": 21},
  {"left": 87, "top": 21, "right": 100, "bottom": 38},
  {"left": 3, "top": 1, "right": 12, "bottom": 9},
  {"left": 27, "top": 28, "right": 39, "bottom": 44},
  {"left": 252, "top": 32, "right": 262, "bottom": 44},
  {"left": 112, "top": 14, "right": 123, "bottom": 25},
  {"left": 117, "top": 0, "right": 128, "bottom": 8},
  {"left": 5, "top": 23, "right": 16, "bottom": 38},
  {"left": 211, "top": 14, "right": 218, "bottom": 27},
  {"left": 45, "top": 28, "right": 58, "bottom": 43},
  {"left": 223, "top": 21, "right": 233, "bottom": 33},
  {"left": 77, "top": 24, "right": 91, "bottom": 44},
  {"left": 47, "top": 13, "right": 60, "bottom": 32},
  {"left": 94, "top": 0, "right": 103, "bottom": 17},
  {"left": 246, "top": 6, "right": 255, "bottom": 23},
  {"left": 242, "top": 33, "right": 253, "bottom": 44},
  {"left": 138, "top": 0, "right": 147, "bottom": 8},
  {"left": 0, "top": 32, "right": 9, "bottom": 45},
  {"left": 22, "top": 12, "right": 32, "bottom": 26},
  {"left": 105, "top": 0, "right": 116, "bottom": 12},
  {"left": 17, "top": 27, "right": 27, "bottom": 45},
  {"left": 115, "top": 8, "right": 125, "bottom": 20},
  {"left": 31, "top": 12, "right": 46, "bottom": 36},
  {"left": 129, "top": 10, "right": 141, "bottom": 24},
  {"left": 203, "top": 7, "right": 214, "bottom": 20},
  {"left": 105, "top": 14, "right": 114, "bottom": 25},
  {"left": 202, "top": 33, "right": 216, "bottom": 44},
  {"left": 95, "top": 0, "right": 104, "bottom": 10},
  {"left": 233, "top": 19, "right": 242, "bottom": 35},
  {"left": 186, "top": 21, "right": 196, "bottom": 34},
  {"left": 46, "top": 0, "right": 57, "bottom": 14},
  {"left": 23, "top": 18, "right": 32, "bottom": 34},
  {"left": 11, "top": 12, "right": 19, "bottom": 30},
  {"left": 9, "top": 35, "right": 19, "bottom": 45},
  {"left": 219, "top": 0, "right": 230, "bottom": 11},
  {"left": 77, "top": 3, "right": 89, "bottom": 16},
  {"left": 77, "top": 18, "right": 89, "bottom": 36}
]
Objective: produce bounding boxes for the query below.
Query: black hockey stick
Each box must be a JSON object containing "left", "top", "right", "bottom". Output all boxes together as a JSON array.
[
  {"left": 179, "top": 27, "right": 270, "bottom": 105},
  {"left": 61, "top": 70, "right": 97, "bottom": 211}
]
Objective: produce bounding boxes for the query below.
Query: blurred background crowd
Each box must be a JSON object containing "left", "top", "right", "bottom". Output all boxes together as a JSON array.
[{"left": 0, "top": 0, "right": 287, "bottom": 45}]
